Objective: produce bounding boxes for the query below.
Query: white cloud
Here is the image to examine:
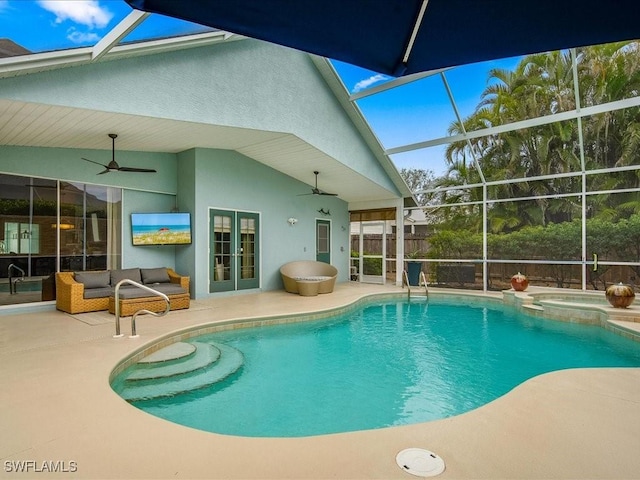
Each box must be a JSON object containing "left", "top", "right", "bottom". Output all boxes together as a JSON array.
[
  {"left": 37, "top": 0, "right": 112, "bottom": 29},
  {"left": 353, "top": 74, "right": 390, "bottom": 93},
  {"left": 0, "top": 0, "right": 9, "bottom": 12},
  {"left": 67, "top": 28, "right": 100, "bottom": 44}
]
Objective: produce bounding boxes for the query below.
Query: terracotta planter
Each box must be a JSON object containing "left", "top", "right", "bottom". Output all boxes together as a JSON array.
[
  {"left": 510, "top": 272, "right": 529, "bottom": 291},
  {"left": 605, "top": 282, "right": 636, "bottom": 308}
]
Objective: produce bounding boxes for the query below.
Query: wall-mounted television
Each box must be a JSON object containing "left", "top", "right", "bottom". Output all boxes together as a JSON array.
[{"left": 131, "top": 212, "right": 192, "bottom": 246}]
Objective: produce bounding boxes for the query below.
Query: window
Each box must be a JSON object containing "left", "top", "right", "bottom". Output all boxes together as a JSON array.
[{"left": 0, "top": 174, "right": 122, "bottom": 305}]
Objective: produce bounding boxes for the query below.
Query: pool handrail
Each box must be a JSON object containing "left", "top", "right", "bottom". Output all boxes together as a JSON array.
[
  {"left": 402, "top": 270, "right": 411, "bottom": 300},
  {"left": 113, "top": 279, "right": 170, "bottom": 338},
  {"left": 8, "top": 263, "right": 25, "bottom": 295},
  {"left": 402, "top": 270, "right": 429, "bottom": 300},
  {"left": 420, "top": 271, "right": 429, "bottom": 298}
]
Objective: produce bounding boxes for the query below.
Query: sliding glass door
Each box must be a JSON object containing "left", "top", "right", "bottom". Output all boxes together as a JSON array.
[{"left": 0, "top": 173, "right": 121, "bottom": 306}]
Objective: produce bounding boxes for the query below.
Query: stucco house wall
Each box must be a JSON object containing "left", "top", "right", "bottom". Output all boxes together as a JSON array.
[
  {"left": 0, "top": 38, "right": 398, "bottom": 194},
  {"left": 183, "top": 148, "right": 349, "bottom": 297},
  {"left": 0, "top": 36, "right": 401, "bottom": 299}
]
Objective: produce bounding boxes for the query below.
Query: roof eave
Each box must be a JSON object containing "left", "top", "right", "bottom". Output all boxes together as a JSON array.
[
  {"left": 310, "top": 55, "right": 417, "bottom": 206},
  {"left": 0, "top": 30, "right": 243, "bottom": 80}
]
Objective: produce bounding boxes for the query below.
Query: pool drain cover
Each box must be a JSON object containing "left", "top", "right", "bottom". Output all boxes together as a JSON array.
[{"left": 396, "top": 448, "right": 445, "bottom": 477}]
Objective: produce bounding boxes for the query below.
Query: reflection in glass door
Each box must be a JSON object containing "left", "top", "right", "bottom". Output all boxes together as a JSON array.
[
  {"left": 238, "top": 215, "right": 258, "bottom": 290},
  {"left": 210, "top": 209, "right": 259, "bottom": 292},
  {"left": 0, "top": 174, "right": 121, "bottom": 306}
]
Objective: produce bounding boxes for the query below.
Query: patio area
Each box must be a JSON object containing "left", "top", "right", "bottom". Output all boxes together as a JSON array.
[{"left": 1, "top": 282, "right": 640, "bottom": 479}]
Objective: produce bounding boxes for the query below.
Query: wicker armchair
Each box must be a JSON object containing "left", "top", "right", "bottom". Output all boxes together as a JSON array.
[{"left": 56, "top": 272, "right": 109, "bottom": 314}]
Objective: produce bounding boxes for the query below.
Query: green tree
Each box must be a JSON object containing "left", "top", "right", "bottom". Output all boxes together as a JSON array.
[
  {"left": 441, "top": 41, "right": 640, "bottom": 233},
  {"left": 399, "top": 167, "right": 436, "bottom": 206}
]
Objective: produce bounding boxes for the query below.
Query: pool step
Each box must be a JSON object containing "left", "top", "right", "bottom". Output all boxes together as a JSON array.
[
  {"left": 126, "top": 342, "right": 221, "bottom": 381},
  {"left": 138, "top": 342, "right": 197, "bottom": 364},
  {"left": 523, "top": 304, "right": 545, "bottom": 313},
  {"left": 118, "top": 341, "right": 243, "bottom": 402}
]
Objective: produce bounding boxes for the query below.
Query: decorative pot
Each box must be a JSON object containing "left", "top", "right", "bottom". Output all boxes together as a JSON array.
[
  {"left": 406, "top": 261, "right": 422, "bottom": 287},
  {"left": 605, "top": 282, "right": 636, "bottom": 308},
  {"left": 510, "top": 272, "right": 529, "bottom": 291}
]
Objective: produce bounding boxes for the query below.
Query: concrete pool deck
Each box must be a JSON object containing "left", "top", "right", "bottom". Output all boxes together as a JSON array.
[{"left": 1, "top": 282, "right": 640, "bottom": 479}]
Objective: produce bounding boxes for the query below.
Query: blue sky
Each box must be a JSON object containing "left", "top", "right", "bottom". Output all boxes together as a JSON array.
[
  {"left": 331, "top": 56, "right": 522, "bottom": 175},
  {"left": 0, "top": 0, "right": 211, "bottom": 51},
  {"left": 0, "top": 0, "right": 522, "bottom": 177}
]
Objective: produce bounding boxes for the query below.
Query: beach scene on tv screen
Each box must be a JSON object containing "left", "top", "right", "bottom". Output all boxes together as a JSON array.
[{"left": 132, "top": 213, "right": 191, "bottom": 245}]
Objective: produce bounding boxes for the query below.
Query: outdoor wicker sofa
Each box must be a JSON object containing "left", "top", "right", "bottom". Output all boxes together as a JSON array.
[
  {"left": 55, "top": 267, "right": 189, "bottom": 314},
  {"left": 280, "top": 260, "right": 338, "bottom": 296}
]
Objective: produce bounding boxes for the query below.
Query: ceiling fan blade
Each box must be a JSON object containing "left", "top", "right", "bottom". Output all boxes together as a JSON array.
[
  {"left": 313, "top": 170, "right": 337, "bottom": 196},
  {"left": 118, "top": 166, "right": 157, "bottom": 173},
  {"left": 81, "top": 157, "right": 108, "bottom": 168},
  {"left": 82, "top": 135, "right": 157, "bottom": 173},
  {"left": 297, "top": 170, "right": 338, "bottom": 196}
]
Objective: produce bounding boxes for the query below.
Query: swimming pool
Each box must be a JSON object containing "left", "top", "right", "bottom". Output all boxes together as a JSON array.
[
  {"left": 111, "top": 297, "right": 640, "bottom": 437},
  {"left": 0, "top": 280, "right": 41, "bottom": 293}
]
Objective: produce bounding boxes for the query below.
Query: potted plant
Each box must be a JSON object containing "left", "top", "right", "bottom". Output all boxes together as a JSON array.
[{"left": 405, "top": 251, "right": 423, "bottom": 286}]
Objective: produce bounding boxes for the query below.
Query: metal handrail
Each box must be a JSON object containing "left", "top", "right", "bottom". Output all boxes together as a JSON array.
[
  {"left": 113, "top": 279, "right": 170, "bottom": 339},
  {"left": 419, "top": 271, "right": 429, "bottom": 298},
  {"left": 402, "top": 270, "right": 411, "bottom": 300},
  {"left": 402, "top": 269, "right": 429, "bottom": 301},
  {"left": 8, "top": 264, "right": 25, "bottom": 294}
]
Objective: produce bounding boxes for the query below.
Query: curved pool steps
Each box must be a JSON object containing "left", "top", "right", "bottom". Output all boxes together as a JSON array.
[
  {"left": 126, "top": 342, "right": 221, "bottom": 381},
  {"left": 118, "top": 341, "right": 243, "bottom": 402},
  {"left": 138, "top": 342, "right": 197, "bottom": 365}
]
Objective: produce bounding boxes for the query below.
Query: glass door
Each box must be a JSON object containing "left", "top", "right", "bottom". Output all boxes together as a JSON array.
[
  {"left": 237, "top": 212, "right": 259, "bottom": 290},
  {"left": 316, "top": 219, "right": 331, "bottom": 263},
  {"left": 360, "top": 221, "right": 386, "bottom": 284},
  {"left": 210, "top": 209, "right": 259, "bottom": 292}
]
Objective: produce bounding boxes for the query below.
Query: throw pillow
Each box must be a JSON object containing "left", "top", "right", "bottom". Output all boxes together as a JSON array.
[
  {"left": 74, "top": 271, "right": 110, "bottom": 289},
  {"left": 110, "top": 268, "right": 142, "bottom": 286},
  {"left": 141, "top": 267, "right": 170, "bottom": 284}
]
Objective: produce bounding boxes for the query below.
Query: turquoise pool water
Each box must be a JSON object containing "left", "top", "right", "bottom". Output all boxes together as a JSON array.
[
  {"left": 114, "top": 299, "right": 640, "bottom": 437},
  {"left": 0, "top": 280, "right": 41, "bottom": 293}
]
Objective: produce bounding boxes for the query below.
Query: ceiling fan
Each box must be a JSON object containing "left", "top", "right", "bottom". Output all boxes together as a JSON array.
[
  {"left": 82, "top": 133, "right": 157, "bottom": 174},
  {"left": 298, "top": 170, "right": 338, "bottom": 196}
]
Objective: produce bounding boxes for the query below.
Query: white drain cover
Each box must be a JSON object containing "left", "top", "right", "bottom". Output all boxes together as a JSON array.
[{"left": 396, "top": 448, "right": 445, "bottom": 477}]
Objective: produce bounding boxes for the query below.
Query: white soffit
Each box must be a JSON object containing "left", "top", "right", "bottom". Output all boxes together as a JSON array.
[{"left": 0, "top": 99, "right": 398, "bottom": 203}]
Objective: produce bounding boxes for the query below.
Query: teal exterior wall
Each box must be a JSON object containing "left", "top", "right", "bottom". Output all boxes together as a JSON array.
[
  {"left": 183, "top": 148, "right": 349, "bottom": 297},
  {"left": 175, "top": 149, "right": 197, "bottom": 296},
  {"left": 0, "top": 144, "right": 350, "bottom": 297},
  {"left": 121, "top": 190, "right": 179, "bottom": 271},
  {"left": 0, "top": 145, "right": 176, "bottom": 193}
]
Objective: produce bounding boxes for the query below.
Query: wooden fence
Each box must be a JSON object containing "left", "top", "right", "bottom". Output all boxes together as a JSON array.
[{"left": 351, "top": 234, "right": 637, "bottom": 291}]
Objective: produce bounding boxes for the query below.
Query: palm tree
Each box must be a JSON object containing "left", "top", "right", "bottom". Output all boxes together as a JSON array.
[{"left": 441, "top": 41, "right": 640, "bottom": 231}]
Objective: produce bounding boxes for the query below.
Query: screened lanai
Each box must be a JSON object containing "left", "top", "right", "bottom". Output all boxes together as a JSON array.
[
  {"left": 124, "top": 0, "right": 640, "bottom": 292},
  {"left": 340, "top": 45, "right": 640, "bottom": 291},
  {"left": 2, "top": 1, "right": 640, "bottom": 296}
]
